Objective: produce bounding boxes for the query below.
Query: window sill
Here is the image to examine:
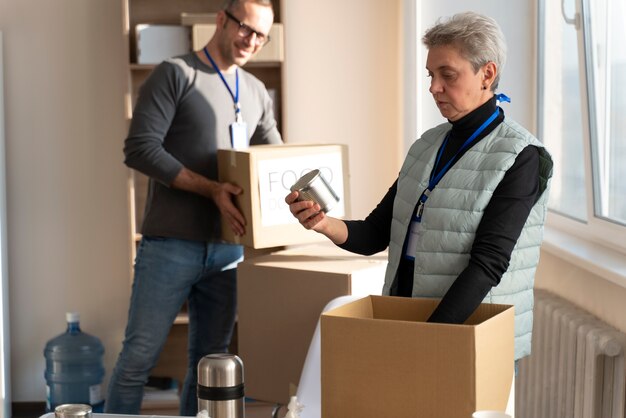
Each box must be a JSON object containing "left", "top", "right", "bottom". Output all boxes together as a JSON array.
[{"left": 542, "top": 226, "right": 626, "bottom": 289}]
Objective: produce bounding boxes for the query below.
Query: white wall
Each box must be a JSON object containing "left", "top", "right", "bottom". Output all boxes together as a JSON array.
[
  {"left": 417, "top": 1, "right": 537, "bottom": 140},
  {"left": 535, "top": 251, "right": 626, "bottom": 334},
  {"left": 0, "top": 1, "right": 131, "bottom": 402},
  {"left": 282, "top": 0, "right": 404, "bottom": 219}
]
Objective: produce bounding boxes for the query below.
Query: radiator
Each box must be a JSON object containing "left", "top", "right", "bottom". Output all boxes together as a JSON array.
[{"left": 516, "top": 289, "right": 626, "bottom": 418}]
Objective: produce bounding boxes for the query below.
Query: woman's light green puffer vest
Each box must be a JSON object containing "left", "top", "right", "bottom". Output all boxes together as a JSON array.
[{"left": 382, "top": 117, "right": 553, "bottom": 360}]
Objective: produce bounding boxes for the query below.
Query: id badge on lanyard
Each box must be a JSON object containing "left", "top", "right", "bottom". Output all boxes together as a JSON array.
[
  {"left": 230, "top": 113, "right": 248, "bottom": 150},
  {"left": 405, "top": 190, "right": 430, "bottom": 259},
  {"left": 204, "top": 47, "right": 249, "bottom": 150}
]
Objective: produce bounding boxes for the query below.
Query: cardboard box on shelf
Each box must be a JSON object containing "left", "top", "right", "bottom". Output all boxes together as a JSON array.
[
  {"left": 218, "top": 144, "right": 350, "bottom": 248},
  {"left": 321, "top": 296, "right": 514, "bottom": 418},
  {"left": 237, "top": 243, "right": 387, "bottom": 405},
  {"left": 135, "top": 24, "right": 190, "bottom": 64}
]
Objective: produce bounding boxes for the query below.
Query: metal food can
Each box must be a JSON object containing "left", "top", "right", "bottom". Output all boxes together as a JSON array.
[
  {"left": 290, "top": 169, "right": 340, "bottom": 213},
  {"left": 54, "top": 404, "right": 92, "bottom": 418}
]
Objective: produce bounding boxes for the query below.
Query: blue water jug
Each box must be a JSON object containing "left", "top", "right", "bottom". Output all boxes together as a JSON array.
[{"left": 44, "top": 312, "right": 105, "bottom": 412}]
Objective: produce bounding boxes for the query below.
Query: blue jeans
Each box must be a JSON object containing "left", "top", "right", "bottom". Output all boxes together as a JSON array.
[{"left": 105, "top": 237, "right": 243, "bottom": 416}]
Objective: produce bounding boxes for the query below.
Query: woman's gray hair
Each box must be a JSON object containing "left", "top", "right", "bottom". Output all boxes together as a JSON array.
[{"left": 422, "top": 11, "right": 507, "bottom": 91}]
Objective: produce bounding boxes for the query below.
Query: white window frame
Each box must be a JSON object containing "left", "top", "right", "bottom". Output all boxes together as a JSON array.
[{"left": 539, "top": 0, "right": 626, "bottom": 255}]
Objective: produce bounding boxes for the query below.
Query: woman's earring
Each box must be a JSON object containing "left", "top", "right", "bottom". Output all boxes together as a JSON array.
[{"left": 482, "top": 85, "right": 487, "bottom": 90}]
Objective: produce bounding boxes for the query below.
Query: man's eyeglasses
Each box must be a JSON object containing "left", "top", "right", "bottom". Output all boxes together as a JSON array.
[{"left": 224, "top": 10, "right": 271, "bottom": 46}]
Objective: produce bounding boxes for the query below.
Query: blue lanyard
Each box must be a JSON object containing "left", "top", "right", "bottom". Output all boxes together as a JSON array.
[
  {"left": 415, "top": 94, "right": 510, "bottom": 219},
  {"left": 429, "top": 107, "right": 500, "bottom": 190},
  {"left": 203, "top": 47, "right": 241, "bottom": 119}
]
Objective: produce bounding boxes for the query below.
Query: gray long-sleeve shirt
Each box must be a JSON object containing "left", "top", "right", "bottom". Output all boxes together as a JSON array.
[{"left": 124, "top": 53, "right": 282, "bottom": 241}]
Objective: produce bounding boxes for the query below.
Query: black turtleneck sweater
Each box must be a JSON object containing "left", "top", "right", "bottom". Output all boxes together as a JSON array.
[{"left": 338, "top": 96, "right": 540, "bottom": 324}]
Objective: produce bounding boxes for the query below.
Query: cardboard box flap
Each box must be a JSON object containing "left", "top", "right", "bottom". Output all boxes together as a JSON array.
[
  {"left": 371, "top": 295, "right": 438, "bottom": 322},
  {"left": 322, "top": 295, "right": 374, "bottom": 319},
  {"left": 323, "top": 295, "right": 513, "bottom": 325},
  {"left": 465, "top": 302, "right": 514, "bottom": 325},
  {"left": 323, "top": 295, "right": 436, "bottom": 322},
  {"left": 474, "top": 305, "right": 515, "bottom": 410},
  {"left": 242, "top": 253, "right": 383, "bottom": 276}
]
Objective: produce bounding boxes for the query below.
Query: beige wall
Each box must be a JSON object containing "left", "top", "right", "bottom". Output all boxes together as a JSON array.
[
  {"left": 282, "top": 0, "right": 404, "bottom": 219},
  {"left": 0, "top": 0, "right": 131, "bottom": 402}
]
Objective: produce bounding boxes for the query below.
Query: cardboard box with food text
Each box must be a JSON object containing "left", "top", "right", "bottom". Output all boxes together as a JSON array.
[
  {"left": 237, "top": 244, "right": 387, "bottom": 404},
  {"left": 218, "top": 144, "right": 350, "bottom": 248},
  {"left": 321, "top": 295, "right": 514, "bottom": 418}
]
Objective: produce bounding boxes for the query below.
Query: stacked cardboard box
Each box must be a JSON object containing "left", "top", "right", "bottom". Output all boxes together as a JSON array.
[{"left": 237, "top": 244, "right": 387, "bottom": 404}]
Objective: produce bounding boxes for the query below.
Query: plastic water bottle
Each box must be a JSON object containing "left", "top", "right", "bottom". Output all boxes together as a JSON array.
[{"left": 44, "top": 312, "right": 105, "bottom": 412}]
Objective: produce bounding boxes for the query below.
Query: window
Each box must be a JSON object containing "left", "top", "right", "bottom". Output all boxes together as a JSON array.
[
  {"left": 586, "top": 0, "right": 626, "bottom": 225},
  {"left": 538, "top": 0, "right": 626, "bottom": 249}
]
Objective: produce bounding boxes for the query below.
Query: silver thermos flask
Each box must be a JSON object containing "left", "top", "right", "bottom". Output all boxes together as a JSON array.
[{"left": 197, "top": 353, "right": 245, "bottom": 418}]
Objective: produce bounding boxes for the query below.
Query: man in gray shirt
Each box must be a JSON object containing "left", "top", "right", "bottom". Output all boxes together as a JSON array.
[{"left": 106, "top": 0, "right": 282, "bottom": 415}]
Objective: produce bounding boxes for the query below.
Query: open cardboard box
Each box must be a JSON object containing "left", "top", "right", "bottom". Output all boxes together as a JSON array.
[
  {"left": 321, "top": 295, "right": 514, "bottom": 418},
  {"left": 218, "top": 144, "right": 350, "bottom": 248}
]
